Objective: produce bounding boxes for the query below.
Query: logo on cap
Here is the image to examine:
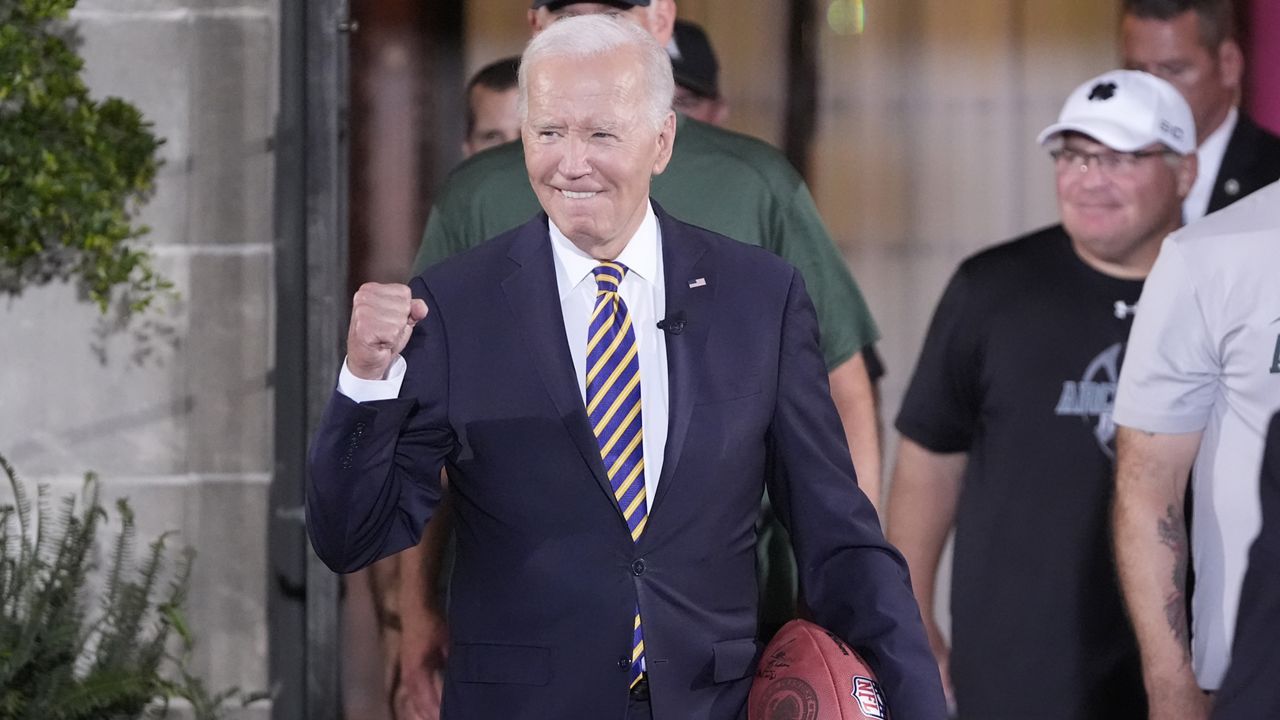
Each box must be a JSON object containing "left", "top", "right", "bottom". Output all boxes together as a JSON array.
[
  {"left": 1160, "top": 119, "right": 1185, "bottom": 141},
  {"left": 1088, "top": 82, "right": 1117, "bottom": 101}
]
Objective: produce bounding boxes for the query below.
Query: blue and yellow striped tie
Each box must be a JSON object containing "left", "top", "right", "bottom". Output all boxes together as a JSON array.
[{"left": 585, "top": 261, "right": 647, "bottom": 687}]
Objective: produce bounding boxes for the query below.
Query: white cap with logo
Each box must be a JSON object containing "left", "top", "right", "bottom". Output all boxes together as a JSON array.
[{"left": 1037, "top": 69, "right": 1196, "bottom": 155}]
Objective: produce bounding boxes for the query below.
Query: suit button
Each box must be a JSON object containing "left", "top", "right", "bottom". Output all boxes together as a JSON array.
[
  {"left": 618, "top": 657, "right": 631, "bottom": 670},
  {"left": 631, "top": 559, "right": 646, "bottom": 576}
]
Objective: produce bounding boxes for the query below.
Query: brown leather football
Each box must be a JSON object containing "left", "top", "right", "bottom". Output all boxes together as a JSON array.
[{"left": 748, "top": 619, "right": 889, "bottom": 720}]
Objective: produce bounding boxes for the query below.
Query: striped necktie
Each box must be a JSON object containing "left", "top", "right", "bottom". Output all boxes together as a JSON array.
[{"left": 585, "top": 261, "right": 647, "bottom": 687}]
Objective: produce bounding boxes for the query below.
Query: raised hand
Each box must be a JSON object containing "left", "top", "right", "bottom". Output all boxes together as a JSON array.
[{"left": 346, "top": 282, "right": 429, "bottom": 380}]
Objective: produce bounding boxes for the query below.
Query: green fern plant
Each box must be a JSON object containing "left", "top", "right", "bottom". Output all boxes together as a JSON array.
[{"left": 0, "top": 454, "right": 250, "bottom": 719}]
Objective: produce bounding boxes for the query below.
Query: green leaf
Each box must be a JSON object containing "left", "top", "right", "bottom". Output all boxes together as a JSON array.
[{"left": 0, "top": 0, "right": 169, "bottom": 318}]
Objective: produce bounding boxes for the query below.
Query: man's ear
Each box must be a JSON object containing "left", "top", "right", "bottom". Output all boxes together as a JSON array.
[
  {"left": 527, "top": 9, "right": 543, "bottom": 35},
  {"left": 1177, "top": 152, "right": 1199, "bottom": 199},
  {"left": 652, "top": 111, "right": 677, "bottom": 175},
  {"left": 648, "top": 0, "right": 678, "bottom": 45},
  {"left": 1216, "top": 39, "right": 1244, "bottom": 93}
]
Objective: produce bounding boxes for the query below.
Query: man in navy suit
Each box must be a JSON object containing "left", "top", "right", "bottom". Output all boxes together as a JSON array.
[{"left": 307, "top": 14, "right": 944, "bottom": 720}]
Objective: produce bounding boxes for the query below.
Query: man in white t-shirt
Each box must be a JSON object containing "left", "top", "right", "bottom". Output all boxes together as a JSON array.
[{"left": 1113, "top": 179, "right": 1280, "bottom": 720}]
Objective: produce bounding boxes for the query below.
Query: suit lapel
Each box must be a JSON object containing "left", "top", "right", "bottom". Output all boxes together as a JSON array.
[
  {"left": 500, "top": 216, "right": 616, "bottom": 506},
  {"left": 651, "top": 204, "right": 714, "bottom": 515},
  {"left": 1210, "top": 115, "right": 1260, "bottom": 213}
]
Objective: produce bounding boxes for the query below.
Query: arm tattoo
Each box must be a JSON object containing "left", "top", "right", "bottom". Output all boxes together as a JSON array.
[{"left": 1157, "top": 504, "right": 1191, "bottom": 663}]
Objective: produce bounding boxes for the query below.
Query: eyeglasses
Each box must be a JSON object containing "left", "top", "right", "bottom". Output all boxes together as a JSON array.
[{"left": 1050, "top": 147, "right": 1174, "bottom": 175}]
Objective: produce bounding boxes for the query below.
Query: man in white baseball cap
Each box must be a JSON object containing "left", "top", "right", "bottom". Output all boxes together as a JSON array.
[
  {"left": 1039, "top": 69, "right": 1196, "bottom": 154},
  {"left": 887, "top": 68, "right": 1196, "bottom": 718}
]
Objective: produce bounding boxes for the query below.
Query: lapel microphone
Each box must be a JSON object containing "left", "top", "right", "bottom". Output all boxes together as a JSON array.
[{"left": 656, "top": 311, "right": 687, "bottom": 335}]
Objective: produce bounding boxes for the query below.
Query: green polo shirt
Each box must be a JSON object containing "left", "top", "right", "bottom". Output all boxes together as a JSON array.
[{"left": 415, "top": 114, "right": 877, "bottom": 370}]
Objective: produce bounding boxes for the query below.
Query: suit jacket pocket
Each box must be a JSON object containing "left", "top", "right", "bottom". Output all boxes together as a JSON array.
[
  {"left": 696, "top": 372, "right": 762, "bottom": 405},
  {"left": 712, "top": 637, "right": 761, "bottom": 683},
  {"left": 451, "top": 642, "right": 552, "bottom": 686}
]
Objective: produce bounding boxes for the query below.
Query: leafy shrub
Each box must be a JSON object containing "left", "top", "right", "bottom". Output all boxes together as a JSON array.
[
  {"left": 0, "top": 0, "right": 168, "bottom": 314},
  {"left": 0, "top": 455, "right": 251, "bottom": 719}
]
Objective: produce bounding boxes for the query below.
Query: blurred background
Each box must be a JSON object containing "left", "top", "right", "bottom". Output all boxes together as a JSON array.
[{"left": 1, "top": 0, "right": 1276, "bottom": 718}]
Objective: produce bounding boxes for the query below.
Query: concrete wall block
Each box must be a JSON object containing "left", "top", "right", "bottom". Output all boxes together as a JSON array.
[
  {"left": 182, "top": 475, "right": 271, "bottom": 693},
  {"left": 134, "top": 164, "right": 193, "bottom": 249},
  {"left": 186, "top": 12, "right": 277, "bottom": 247},
  {"left": 71, "top": 9, "right": 278, "bottom": 249},
  {"left": 71, "top": 14, "right": 195, "bottom": 249},
  {"left": 181, "top": 251, "right": 274, "bottom": 474},
  {"left": 0, "top": 257, "right": 191, "bottom": 476},
  {"left": 73, "top": 13, "right": 194, "bottom": 167},
  {"left": 2, "top": 249, "right": 269, "bottom": 477}
]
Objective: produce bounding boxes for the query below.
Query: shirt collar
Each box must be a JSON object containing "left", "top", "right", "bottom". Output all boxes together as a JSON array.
[
  {"left": 549, "top": 201, "right": 661, "bottom": 300},
  {"left": 1198, "top": 105, "right": 1237, "bottom": 165}
]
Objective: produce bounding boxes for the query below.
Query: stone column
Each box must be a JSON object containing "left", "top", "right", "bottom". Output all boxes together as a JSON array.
[{"left": 0, "top": 1, "right": 277, "bottom": 716}]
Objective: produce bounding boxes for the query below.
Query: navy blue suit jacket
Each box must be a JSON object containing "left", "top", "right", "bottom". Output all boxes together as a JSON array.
[
  {"left": 307, "top": 204, "right": 945, "bottom": 719},
  {"left": 1213, "top": 412, "right": 1280, "bottom": 719}
]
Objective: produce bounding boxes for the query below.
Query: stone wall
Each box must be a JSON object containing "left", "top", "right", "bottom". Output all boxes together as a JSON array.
[{"left": 0, "top": 0, "right": 278, "bottom": 715}]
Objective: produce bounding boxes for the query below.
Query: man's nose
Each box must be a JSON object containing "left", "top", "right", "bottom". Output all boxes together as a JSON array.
[
  {"left": 1077, "top": 159, "right": 1113, "bottom": 189},
  {"left": 559, "top": 136, "right": 592, "bottom": 177}
]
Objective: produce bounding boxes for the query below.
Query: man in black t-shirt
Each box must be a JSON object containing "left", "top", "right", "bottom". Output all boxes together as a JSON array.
[{"left": 885, "top": 70, "right": 1198, "bottom": 719}]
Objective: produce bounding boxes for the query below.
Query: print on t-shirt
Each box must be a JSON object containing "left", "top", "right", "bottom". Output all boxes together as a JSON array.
[{"left": 1055, "top": 341, "right": 1123, "bottom": 458}]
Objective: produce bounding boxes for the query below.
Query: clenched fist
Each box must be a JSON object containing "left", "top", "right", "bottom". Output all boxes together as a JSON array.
[{"left": 347, "top": 282, "right": 430, "bottom": 380}]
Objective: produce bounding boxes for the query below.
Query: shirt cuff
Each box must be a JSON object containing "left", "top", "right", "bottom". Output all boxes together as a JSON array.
[{"left": 338, "top": 356, "right": 407, "bottom": 402}]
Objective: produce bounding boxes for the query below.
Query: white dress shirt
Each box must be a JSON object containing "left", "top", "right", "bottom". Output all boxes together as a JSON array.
[
  {"left": 338, "top": 201, "right": 670, "bottom": 510},
  {"left": 1184, "top": 106, "right": 1237, "bottom": 223}
]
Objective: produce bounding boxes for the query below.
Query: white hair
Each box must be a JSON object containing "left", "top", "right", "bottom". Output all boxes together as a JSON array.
[{"left": 518, "top": 14, "right": 675, "bottom": 132}]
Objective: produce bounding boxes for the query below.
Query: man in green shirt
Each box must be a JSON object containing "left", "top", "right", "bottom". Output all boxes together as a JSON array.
[{"left": 391, "top": 3, "right": 884, "bottom": 718}]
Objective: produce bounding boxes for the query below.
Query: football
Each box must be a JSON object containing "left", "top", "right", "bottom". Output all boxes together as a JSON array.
[{"left": 748, "top": 619, "right": 889, "bottom": 720}]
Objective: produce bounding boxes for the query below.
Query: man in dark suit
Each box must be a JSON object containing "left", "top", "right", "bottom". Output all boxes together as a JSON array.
[
  {"left": 1122, "top": 0, "right": 1280, "bottom": 222},
  {"left": 1212, "top": 412, "right": 1280, "bottom": 719},
  {"left": 307, "top": 14, "right": 944, "bottom": 720}
]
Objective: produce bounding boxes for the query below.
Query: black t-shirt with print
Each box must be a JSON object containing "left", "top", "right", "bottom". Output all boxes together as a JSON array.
[{"left": 896, "top": 225, "right": 1147, "bottom": 720}]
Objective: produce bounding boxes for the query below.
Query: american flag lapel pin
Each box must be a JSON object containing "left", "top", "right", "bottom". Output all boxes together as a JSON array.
[{"left": 688, "top": 277, "right": 707, "bottom": 288}]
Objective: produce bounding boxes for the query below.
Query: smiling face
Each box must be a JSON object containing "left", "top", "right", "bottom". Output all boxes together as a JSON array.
[
  {"left": 1056, "top": 133, "right": 1195, "bottom": 278},
  {"left": 522, "top": 48, "right": 675, "bottom": 259}
]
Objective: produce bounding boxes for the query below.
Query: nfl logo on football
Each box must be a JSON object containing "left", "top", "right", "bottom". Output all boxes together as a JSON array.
[{"left": 851, "top": 676, "right": 887, "bottom": 719}]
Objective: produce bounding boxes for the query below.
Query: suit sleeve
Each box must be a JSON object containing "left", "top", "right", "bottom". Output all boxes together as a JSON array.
[
  {"left": 765, "top": 270, "right": 947, "bottom": 719},
  {"left": 306, "top": 276, "right": 456, "bottom": 573}
]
